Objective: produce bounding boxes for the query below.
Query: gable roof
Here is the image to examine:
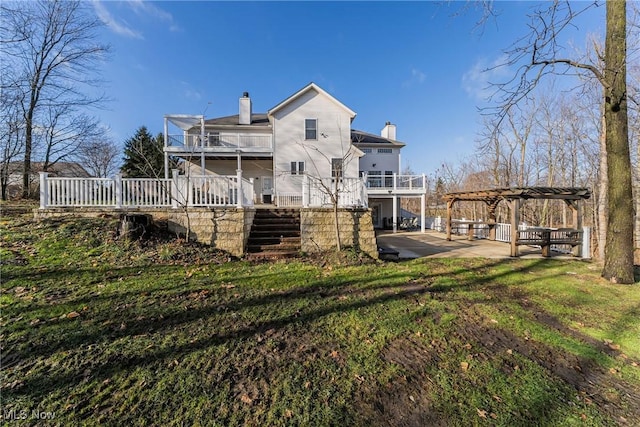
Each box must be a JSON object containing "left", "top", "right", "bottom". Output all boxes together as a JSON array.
[
  {"left": 351, "top": 129, "right": 405, "bottom": 147},
  {"left": 205, "top": 113, "right": 270, "bottom": 127},
  {"left": 268, "top": 82, "right": 357, "bottom": 120}
]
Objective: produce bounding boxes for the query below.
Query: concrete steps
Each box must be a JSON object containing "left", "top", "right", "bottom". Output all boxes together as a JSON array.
[{"left": 246, "top": 209, "right": 301, "bottom": 259}]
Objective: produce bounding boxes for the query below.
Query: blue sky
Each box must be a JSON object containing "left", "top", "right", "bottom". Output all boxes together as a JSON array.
[{"left": 92, "top": 1, "right": 605, "bottom": 175}]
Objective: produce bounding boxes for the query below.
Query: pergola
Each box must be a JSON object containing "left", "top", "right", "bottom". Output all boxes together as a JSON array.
[{"left": 443, "top": 187, "right": 592, "bottom": 257}]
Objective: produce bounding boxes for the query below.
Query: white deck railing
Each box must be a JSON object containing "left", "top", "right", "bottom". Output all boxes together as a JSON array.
[
  {"left": 304, "top": 177, "right": 368, "bottom": 208},
  {"left": 167, "top": 133, "right": 272, "bottom": 150},
  {"left": 365, "top": 173, "right": 427, "bottom": 193},
  {"left": 39, "top": 172, "right": 254, "bottom": 209}
]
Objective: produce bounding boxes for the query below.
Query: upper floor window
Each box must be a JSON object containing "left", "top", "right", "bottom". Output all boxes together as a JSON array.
[
  {"left": 377, "top": 148, "right": 393, "bottom": 154},
  {"left": 290, "top": 161, "right": 305, "bottom": 175},
  {"left": 305, "top": 119, "right": 317, "bottom": 140}
]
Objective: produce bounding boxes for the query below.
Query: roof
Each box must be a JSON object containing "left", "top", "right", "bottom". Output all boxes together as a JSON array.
[
  {"left": 268, "top": 82, "right": 357, "bottom": 120},
  {"left": 351, "top": 129, "right": 405, "bottom": 147},
  {"left": 8, "top": 161, "right": 92, "bottom": 178},
  {"left": 205, "top": 113, "right": 270, "bottom": 127},
  {"left": 444, "top": 187, "right": 592, "bottom": 202}
]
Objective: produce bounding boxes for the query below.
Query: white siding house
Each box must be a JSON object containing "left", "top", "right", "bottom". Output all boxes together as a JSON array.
[
  {"left": 38, "top": 83, "right": 427, "bottom": 232},
  {"left": 162, "top": 82, "right": 427, "bottom": 229}
]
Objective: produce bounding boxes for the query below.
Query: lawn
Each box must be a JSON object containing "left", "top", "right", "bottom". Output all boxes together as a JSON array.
[{"left": 1, "top": 211, "right": 639, "bottom": 426}]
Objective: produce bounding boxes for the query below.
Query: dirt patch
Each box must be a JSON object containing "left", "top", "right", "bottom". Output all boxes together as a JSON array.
[
  {"left": 354, "top": 335, "right": 448, "bottom": 427},
  {"left": 454, "top": 307, "right": 640, "bottom": 422},
  {"left": 349, "top": 277, "right": 640, "bottom": 425}
]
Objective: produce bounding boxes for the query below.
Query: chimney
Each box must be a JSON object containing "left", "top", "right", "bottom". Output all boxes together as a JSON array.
[
  {"left": 381, "top": 121, "right": 396, "bottom": 140},
  {"left": 239, "top": 92, "right": 252, "bottom": 125}
]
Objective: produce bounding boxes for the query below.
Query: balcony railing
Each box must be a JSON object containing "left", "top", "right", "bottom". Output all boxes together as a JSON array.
[
  {"left": 365, "top": 174, "right": 427, "bottom": 193},
  {"left": 166, "top": 133, "right": 272, "bottom": 151}
]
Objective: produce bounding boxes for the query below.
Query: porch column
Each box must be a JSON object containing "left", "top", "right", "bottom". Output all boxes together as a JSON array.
[
  {"left": 200, "top": 116, "right": 206, "bottom": 174},
  {"left": 164, "top": 118, "right": 169, "bottom": 179},
  {"left": 236, "top": 169, "right": 243, "bottom": 208},
  {"left": 420, "top": 193, "right": 426, "bottom": 233},
  {"left": 392, "top": 194, "right": 398, "bottom": 233},
  {"left": 39, "top": 172, "right": 48, "bottom": 209},
  {"left": 509, "top": 198, "right": 520, "bottom": 257},
  {"left": 236, "top": 150, "right": 242, "bottom": 208}
]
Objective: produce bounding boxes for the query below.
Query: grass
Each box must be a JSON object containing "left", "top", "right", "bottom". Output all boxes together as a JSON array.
[{"left": 1, "top": 212, "right": 639, "bottom": 426}]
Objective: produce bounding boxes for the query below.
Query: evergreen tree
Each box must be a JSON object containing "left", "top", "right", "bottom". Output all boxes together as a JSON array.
[{"left": 120, "top": 126, "right": 175, "bottom": 177}]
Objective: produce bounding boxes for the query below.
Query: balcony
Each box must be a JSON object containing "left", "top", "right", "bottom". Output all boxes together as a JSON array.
[
  {"left": 365, "top": 174, "right": 427, "bottom": 195},
  {"left": 165, "top": 133, "right": 273, "bottom": 155}
]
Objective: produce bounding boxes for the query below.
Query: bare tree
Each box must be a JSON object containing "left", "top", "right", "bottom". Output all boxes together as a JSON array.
[
  {"left": 0, "top": 90, "right": 24, "bottom": 200},
  {"left": 297, "top": 127, "right": 360, "bottom": 252},
  {"left": 38, "top": 106, "right": 107, "bottom": 172},
  {"left": 481, "top": 1, "right": 634, "bottom": 283},
  {"left": 75, "top": 138, "right": 119, "bottom": 178},
  {"left": 1, "top": 0, "right": 109, "bottom": 198}
]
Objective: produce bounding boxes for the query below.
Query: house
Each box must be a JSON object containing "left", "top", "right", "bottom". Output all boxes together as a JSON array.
[
  {"left": 3, "top": 161, "right": 91, "bottom": 198},
  {"left": 163, "top": 83, "right": 427, "bottom": 231}
]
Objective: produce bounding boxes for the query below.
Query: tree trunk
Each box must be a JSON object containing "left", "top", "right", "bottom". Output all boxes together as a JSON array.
[
  {"left": 602, "top": 0, "right": 635, "bottom": 283},
  {"left": 598, "top": 110, "right": 608, "bottom": 260},
  {"left": 333, "top": 179, "right": 342, "bottom": 252},
  {"left": 22, "top": 127, "right": 32, "bottom": 198}
]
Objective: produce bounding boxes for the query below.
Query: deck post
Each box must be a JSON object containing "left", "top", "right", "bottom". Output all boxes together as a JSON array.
[
  {"left": 510, "top": 198, "right": 520, "bottom": 257},
  {"left": 236, "top": 169, "right": 242, "bottom": 208},
  {"left": 171, "top": 169, "right": 180, "bottom": 208},
  {"left": 392, "top": 194, "right": 398, "bottom": 233},
  {"left": 302, "top": 174, "right": 309, "bottom": 207},
  {"left": 420, "top": 193, "right": 426, "bottom": 233},
  {"left": 39, "top": 172, "right": 48, "bottom": 209},
  {"left": 115, "top": 174, "right": 123, "bottom": 208}
]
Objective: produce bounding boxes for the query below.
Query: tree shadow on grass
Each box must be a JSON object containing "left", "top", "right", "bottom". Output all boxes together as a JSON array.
[{"left": 6, "top": 257, "right": 635, "bottom": 425}]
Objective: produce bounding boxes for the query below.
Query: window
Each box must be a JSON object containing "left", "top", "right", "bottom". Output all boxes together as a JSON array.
[
  {"left": 361, "top": 148, "right": 372, "bottom": 154},
  {"left": 290, "top": 161, "right": 305, "bottom": 175},
  {"left": 377, "top": 148, "right": 392, "bottom": 154},
  {"left": 305, "top": 119, "right": 317, "bottom": 140},
  {"left": 331, "top": 158, "right": 343, "bottom": 178}
]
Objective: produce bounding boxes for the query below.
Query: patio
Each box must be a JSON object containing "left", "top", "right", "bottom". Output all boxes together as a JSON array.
[{"left": 376, "top": 230, "right": 584, "bottom": 259}]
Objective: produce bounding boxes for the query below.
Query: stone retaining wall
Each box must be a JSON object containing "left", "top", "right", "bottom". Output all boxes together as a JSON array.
[
  {"left": 300, "top": 208, "right": 378, "bottom": 258},
  {"left": 34, "top": 207, "right": 376, "bottom": 259},
  {"left": 167, "top": 208, "right": 255, "bottom": 257}
]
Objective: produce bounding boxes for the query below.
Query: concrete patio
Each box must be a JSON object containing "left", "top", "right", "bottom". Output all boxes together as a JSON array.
[{"left": 376, "top": 230, "right": 582, "bottom": 259}]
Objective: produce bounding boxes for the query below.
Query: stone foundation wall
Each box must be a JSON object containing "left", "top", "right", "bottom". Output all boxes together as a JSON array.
[
  {"left": 167, "top": 208, "right": 255, "bottom": 257},
  {"left": 35, "top": 207, "right": 377, "bottom": 259},
  {"left": 300, "top": 208, "right": 378, "bottom": 258}
]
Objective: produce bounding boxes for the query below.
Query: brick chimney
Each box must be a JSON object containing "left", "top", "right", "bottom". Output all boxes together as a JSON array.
[
  {"left": 381, "top": 121, "right": 396, "bottom": 140},
  {"left": 239, "top": 92, "right": 252, "bottom": 125}
]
